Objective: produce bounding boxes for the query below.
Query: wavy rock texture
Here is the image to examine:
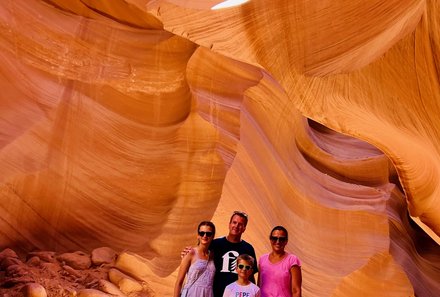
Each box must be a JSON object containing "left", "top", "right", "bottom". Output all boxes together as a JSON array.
[{"left": 0, "top": 0, "right": 439, "bottom": 296}]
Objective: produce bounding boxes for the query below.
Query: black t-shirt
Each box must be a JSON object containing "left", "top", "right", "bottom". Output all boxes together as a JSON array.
[{"left": 210, "top": 236, "right": 258, "bottom": 297}]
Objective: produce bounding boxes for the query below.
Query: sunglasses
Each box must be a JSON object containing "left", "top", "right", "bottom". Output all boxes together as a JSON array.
[
  {"left": 198, "top": 231, "right": 213, "bottom": 237},
  {"left": 233, "top": 210, "right": 248, "bottom": 218},
  {"left": 270, "top": 236, "right": 287, "bottom": 243},
  {"left": 237, "top": 264, "right": 252, "bottom": 271}
]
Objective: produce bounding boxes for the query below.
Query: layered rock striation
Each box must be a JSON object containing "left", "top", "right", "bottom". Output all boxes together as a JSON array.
[{"left": 0, "top": 0, "right": 439, "bottom": 296}]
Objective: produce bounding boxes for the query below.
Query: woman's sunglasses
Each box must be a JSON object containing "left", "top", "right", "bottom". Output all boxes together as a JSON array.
[
  {"left": 270, "top": 236, "right": 287, "bottom": 243},
  {"left": 237, "top": 264, "right": 252, "bottom": 271},
  {"left": 198, "top": 231, "right": 213, "bottom": 237}
]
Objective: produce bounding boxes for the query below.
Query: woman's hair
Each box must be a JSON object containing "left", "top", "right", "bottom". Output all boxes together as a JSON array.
[
  {"left": 198, "top": 221, "right": 216, "bottom": 237},
  {"left": 237, "top": 254, "right": 255, "bottom": 266},
  {"left": 270, "top": 225, "right": 288, "bottom": 239}
]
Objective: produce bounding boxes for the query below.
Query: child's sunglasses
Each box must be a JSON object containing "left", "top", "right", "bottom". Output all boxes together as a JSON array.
[{"left": 237, "top": 264, "right": 252, "bottom": 271}]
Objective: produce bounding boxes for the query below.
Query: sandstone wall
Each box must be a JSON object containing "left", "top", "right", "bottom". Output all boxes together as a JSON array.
[{"left": 0, "top": 0, "right": 439, "bottom": 296}]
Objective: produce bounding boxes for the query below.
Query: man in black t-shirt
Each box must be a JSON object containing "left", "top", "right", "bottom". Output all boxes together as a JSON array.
[
  {"left": 180, "top": 211, "right": 257, "bottom": 297},
  {"left": 210, "top": 211, "right": 258, "bottom": 297}
]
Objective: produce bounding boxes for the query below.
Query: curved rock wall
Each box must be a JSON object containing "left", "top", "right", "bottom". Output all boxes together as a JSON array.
[{"left": 0, "top": 0, "right": 439, "bottom": 296}]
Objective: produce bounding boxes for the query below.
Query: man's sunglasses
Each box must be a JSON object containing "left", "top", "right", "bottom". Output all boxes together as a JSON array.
[
  {"left": 233, "top": 210, "right": 248, "bottom": 218},
  {"left": 237, "top": 264, "right": 252, "bottom": 271},
  {"left": 198, "top": 231, "right": 213, "bottom": 237},
  {"left": 270, "top": 236, "right": 287, "bottom": 243}
]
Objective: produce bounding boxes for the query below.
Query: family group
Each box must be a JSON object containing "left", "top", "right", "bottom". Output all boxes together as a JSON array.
[{"left": 174, "top": 211, "right": 302, "bottom": 297}]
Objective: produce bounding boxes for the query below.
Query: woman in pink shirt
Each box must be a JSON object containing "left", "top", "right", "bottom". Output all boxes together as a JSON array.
[{"left": 258, "top": 226, "right": 302, "bottom": 297}]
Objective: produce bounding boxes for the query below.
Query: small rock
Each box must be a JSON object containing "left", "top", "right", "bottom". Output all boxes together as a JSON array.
[
  {"left": 97, "top": 279, "right": 126, "bottom": 297},
  {"left": 62, "top": 265, "right": 82, "bottom": 278},
  {"left": 77, "top": 289, "right": 110, "bottom": 297},
  {"left": 2, "top": 276, "right": 35, "bottom": 287},
  {"left": 84, "top": 276, "right": 100, "bottom": 287},
  {"left": 57, "top": 252, "right": 91, "bottom": 270},
  {"left": 108, "top": 268, "right": 143, "bottom": 293},
  {"left": 114, "top": 252, "right": 150, "bottom": 281},
  {"left": 1, "top": 256, "right": 23, "bottom": 270},
  {"left": 21, "top": 283, "right": 47, "bottom": 297},
  {"left": 0, "top": 248, "right": 19, "bottom": 262},
  {"left": 5, "top": 264, "right": 28, "bottom": 277},
  {"left": 91, "top": 247, "right": 116, "bottom": 266},
  {"left": 118, "top": 278, "right": 143, "bottom": 294},
  {"left": 40, "top": 262, "right": 61, "bottom": 277},
  {"left": 64, "top": 288, "right": 77, "bottom": 297},
  {"left": 108, "top": 268, "right": 127, "bottom": 285},
  {"left": 26, "top": 256, "right": 41, "bottom": 267},
  {"left": 27, "top": 251, "right": 56, "bottom": 263}
]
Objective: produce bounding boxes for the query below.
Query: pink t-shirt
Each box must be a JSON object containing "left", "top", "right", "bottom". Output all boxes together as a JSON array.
[{"left": 259, "top": 253, "right": 301, "bottom": 297}]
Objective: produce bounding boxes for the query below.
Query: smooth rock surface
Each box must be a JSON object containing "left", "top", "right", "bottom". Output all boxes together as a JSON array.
[{"left": 0, "top": 1, "right": 439, "bottom": 296}]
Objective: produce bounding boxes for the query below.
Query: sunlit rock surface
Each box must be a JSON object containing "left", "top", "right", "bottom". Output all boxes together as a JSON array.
[{"left": 0, "top": 0, "right": 439, "bottom": 296}]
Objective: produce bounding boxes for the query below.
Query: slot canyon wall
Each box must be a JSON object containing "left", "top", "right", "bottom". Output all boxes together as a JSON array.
[{"left": 0, "top": 0, "right": 439, "bottom": 296}]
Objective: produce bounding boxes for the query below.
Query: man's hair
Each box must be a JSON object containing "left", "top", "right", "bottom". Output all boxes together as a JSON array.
[
  {"left": 229, "top": 210, "right": 248, "bottom": 226},
  {"left": 237, "top": 254, "right": 255, "bottom": 267},
  {"left": 270, "top": 225, "right": 288, "bottom": 239}
]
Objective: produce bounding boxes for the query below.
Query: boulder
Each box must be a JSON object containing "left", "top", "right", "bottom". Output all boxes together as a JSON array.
[
  {"left": 5, "top": 264, "right": 28, "bottom": 277},
  {"left": 62, "top": 265, "right": 82, "bottom": 278},
  {"left": 114, "top": 253, "right": 151, "bottom": 282},
  {"left": 97, "top": 279, "right": 126, "bottom": 297},
  {"left": 0, "top": 248, "right": 18, "bottom": 262},
  {"left": 91, "top": 247, "right": 116, "bottom": 266},
  {"left": 108, "top": 268, "right": 143, "bottom": 294},
  {"left": 26, "top": 256, "right": 41, "bottom": 267},
  {"left": 27, "top": 252, "right": 56, "bottom": 263},
  {"left": 1, "top": 257, "right": 23, "bottom": 270},
  {"left": 21, "top": 283, "right": 47, "bottom": 297},
  {"left": 57, "top": 252, "right": 91, "bottom": 270}
]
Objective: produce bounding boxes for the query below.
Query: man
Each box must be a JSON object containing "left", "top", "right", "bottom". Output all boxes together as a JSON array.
[{"left": 183, "top": 211, "right": 258, "bottom": 297}]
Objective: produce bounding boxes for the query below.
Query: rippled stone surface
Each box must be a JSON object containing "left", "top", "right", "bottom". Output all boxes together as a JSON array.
[{"left": 0, "top": 0, "right": 439, "bottom": 296}]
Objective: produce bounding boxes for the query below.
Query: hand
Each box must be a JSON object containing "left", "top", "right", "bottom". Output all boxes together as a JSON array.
[{"left": 180, "top": 246, "right": 192, "bottom": 258}]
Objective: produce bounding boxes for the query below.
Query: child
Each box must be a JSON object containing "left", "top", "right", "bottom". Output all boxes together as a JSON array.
[{"left": 223, "top": 254, "right": 260, "bottom": 297}]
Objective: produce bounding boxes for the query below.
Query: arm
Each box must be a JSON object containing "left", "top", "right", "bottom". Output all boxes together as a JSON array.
[
  {"left": 290, "top": 266, "right": 302, "bottom": 297},
  {"left": 256, "top": 288, "right": 261, "bottom": 297},
  {"left": 173, "top": 249, "right": 194, "bottom": 297},
  {"left": 257, "top": 264, "right": 261, "bottom": 287},
  {"left": 249, "top": 273, "right": 256, "bottom": 284},
  {"left": 249, "top": 246, "right": 258, "bottom": 283}
]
